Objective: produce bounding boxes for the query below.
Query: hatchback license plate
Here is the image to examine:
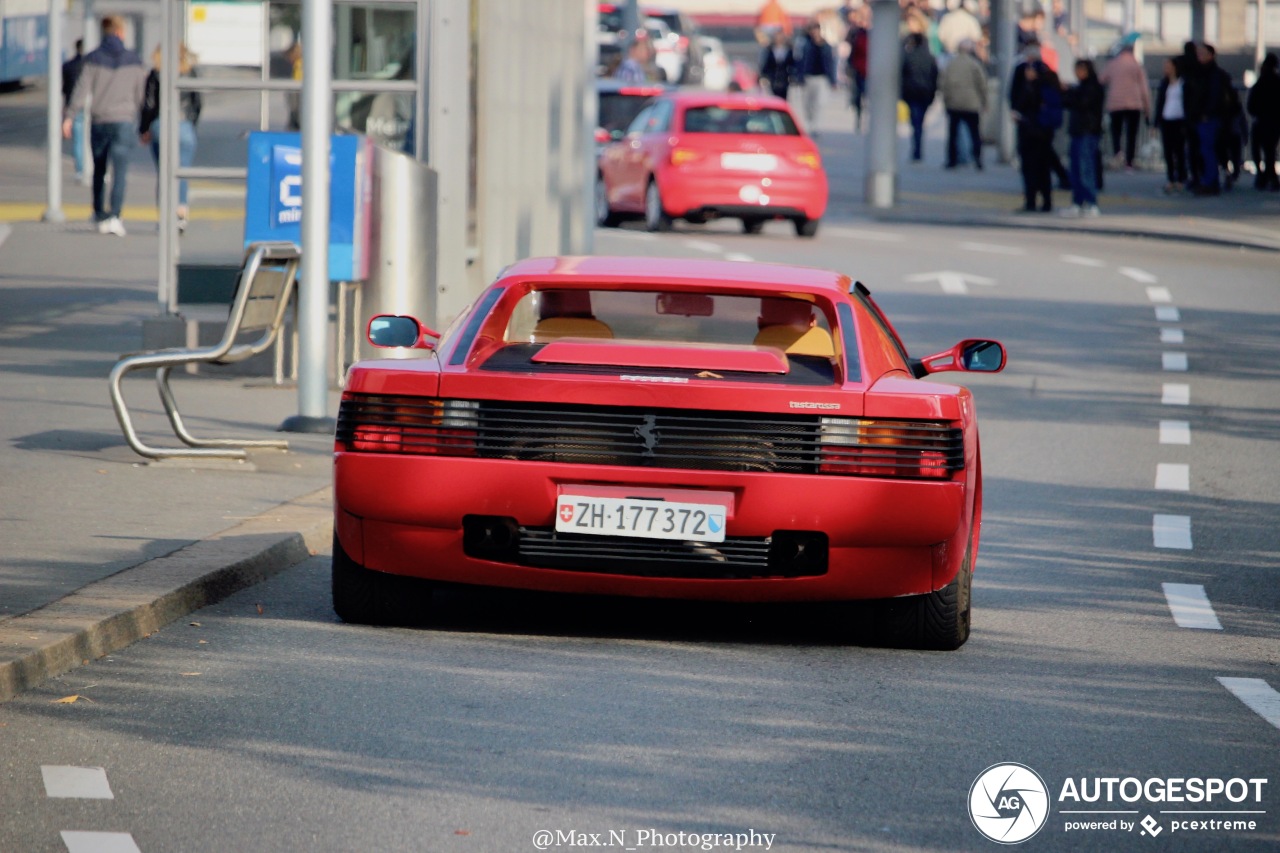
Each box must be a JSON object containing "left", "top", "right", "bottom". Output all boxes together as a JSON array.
[
  {"left": 720, "top": 152, "right": 777, "bottom": 171},
  {"left": 556, "top": 496, "right": 726, "bottom": 542}
]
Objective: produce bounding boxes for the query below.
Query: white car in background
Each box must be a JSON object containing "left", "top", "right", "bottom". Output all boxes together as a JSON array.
[{"left": 698, "top": 34, "right": 730, "bottom": 91}]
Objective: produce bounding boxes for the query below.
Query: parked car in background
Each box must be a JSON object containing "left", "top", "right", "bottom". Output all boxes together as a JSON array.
[
  {"left": 596, "top": 90, "right": 828, "bottom": 236},
  {"left": 595, "top": 78, "right": 671, "bottom": 154},
  {"left": 333, "top": 256, "right": 1006, "bottom": 650},
  {"left": 599, "top": 3, "right": 704, "bottom": 84},
  {"left": 699, "top": 34, "right": 731, "bottom": 91}
]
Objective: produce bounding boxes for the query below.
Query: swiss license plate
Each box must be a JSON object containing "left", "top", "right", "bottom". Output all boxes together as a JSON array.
[
  {"left": 720, "top": 152, "right": 777, "bottom": 171},
  {"left": 555, "top": 496, "right": 726, "bottom": 542}
]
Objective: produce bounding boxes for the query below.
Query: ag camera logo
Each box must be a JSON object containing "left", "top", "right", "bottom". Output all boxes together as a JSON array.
[{"left": 969, "top": 763, "right": 1051, "bottom": 844}]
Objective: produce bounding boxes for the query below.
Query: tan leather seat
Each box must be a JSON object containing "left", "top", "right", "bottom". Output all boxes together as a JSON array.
[
  {"left": 531, "top": 317, "right": 614, "bottom": 343},
  {"left": 753, "top": 325, "right": 835, "bottom": 358}
]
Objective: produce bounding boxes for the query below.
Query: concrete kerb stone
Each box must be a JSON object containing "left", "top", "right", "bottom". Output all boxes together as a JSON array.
[{"left": 0, "top": 486, "right": 333, "bottom": 703}]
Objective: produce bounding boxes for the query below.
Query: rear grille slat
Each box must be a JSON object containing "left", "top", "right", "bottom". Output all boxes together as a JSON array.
[
  {"left": 337, "top": 395, "right": 963, "bottom": 478},
  {"left": 516, "top": 527, "right": 779, "bottom": 579}
]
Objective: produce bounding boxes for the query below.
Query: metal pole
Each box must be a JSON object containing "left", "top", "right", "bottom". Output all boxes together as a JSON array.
[
  {"left": 43, "top": 0, "right": 65, "bottom": 224},
  {"left": 1258, "top": 0, "right": 1268, "bottom": 72},
  {"left": 1191, "top": 0, "right": 1205, "bottom": 41},
  {"left": 864, "top": 0, "right": 899, "bottom": 208},
  {"left": 79, "top": 0, "right": 94, "bottom": 185},
  {"left": 1069, "top": 0, "right": 1085, "bottom": 54},
  {"left": 282, "top": 0, "right": 334, "bottom": 433},
  {"left": 157, "top": 0, "right": 179, "bottom": 315},
  {"left": 994, "top": 0, "right": 1017, "bottom": 163}
]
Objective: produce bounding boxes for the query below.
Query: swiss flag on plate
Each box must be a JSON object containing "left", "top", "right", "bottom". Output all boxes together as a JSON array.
[{"left": 558, "top": 504, "right": 575, "bottom": 523}]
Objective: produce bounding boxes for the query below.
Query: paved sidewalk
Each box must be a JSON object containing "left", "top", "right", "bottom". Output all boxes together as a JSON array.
[{"left": 0, "top": 75, "right": 1276, "bottom": 701}]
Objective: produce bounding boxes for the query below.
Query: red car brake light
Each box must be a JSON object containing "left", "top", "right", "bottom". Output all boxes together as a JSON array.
[
  {"left": 670, "top": 147, "right": 703, "bottom": 166},
  {"left": 818, "top": 418, "right": 962, "bottom": 479},
  {"left": 337, "top": 394, "right": 478, "bottom": 457},
  {"left": 791, "top": 151, "right": 821, "bottom": 170}
]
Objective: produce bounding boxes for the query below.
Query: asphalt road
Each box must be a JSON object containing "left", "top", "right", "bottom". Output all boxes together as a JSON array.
[{"left": 0, "top": 222, "right": 1277, "bottom": 853}]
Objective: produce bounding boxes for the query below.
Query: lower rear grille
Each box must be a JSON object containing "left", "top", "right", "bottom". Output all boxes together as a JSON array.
[{"left": 462, "top": 516, "right": 827, "bottom": 579}]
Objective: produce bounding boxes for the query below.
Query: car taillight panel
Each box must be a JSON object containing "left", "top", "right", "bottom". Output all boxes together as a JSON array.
[
  {"left": 791, "top": 151, "right": 821, "bottom": 170},
  {"left": 670, "top": 147, "right": 703, "bottom": 166},
  {"left": 818, "top": 417, "right": 963, "bottom": 479},
  {"left": 337, "top": 394, "right": 479, "bottom": 456}
]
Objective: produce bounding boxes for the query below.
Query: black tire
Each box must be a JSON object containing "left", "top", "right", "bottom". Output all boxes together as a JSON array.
[
  {"left": 332, "top": 533, "right": 431, "bottom": 626},
  {"left": 794, "top": 217, "right": 820, "bottom": 238},
  {"left": 741, "top": 217, "right": 765, "bottom": 234},
  {"left": 873, "top": 539, "right": 973, "bottom": 650},
  {"left": 594, "top": 176, "right": 621, "bottom": 228},
  {"left": 644, "top": 179, "right": 673, "bottom": 232}
]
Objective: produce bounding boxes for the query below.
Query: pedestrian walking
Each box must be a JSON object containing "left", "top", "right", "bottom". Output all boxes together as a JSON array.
[
  {"left": 937, "top": 0, "right": 983, "bottom": 62},
  {"left": 900, "top": 32, "right": 939, "bottom": 163},
  {"left": 759, "top": 29, "right": 796, "bottom": 100},
  {"left": 1011, "top": 54, "right": 1062, "bottom": 212},
  {"left": 939, "top": 38, "right": 987, "bottom": 169},
  {"left": 1061, "top": 58, "right": 1104, "bottom": 217},
  {"left": 1247, "top": 53, "right": 1280, "bottom": 191},
  {"left": 794, "top": 20, "right": 836, "bottom": 136},
  {"left": 61, "top": 16, "right": 148, "bottom": 237},
  {"left": 614, "top": 37, "right": 654, "bottom": 85},
  {"left": 140, "top": 44, "right": 202, "bottom": 232},
  {"left": 1185, "top": 42, "right": 1233, "bottom": 195},
  {"left": 843, "top": 6, "right": 869, "bottom": 132},
  {"left": 1154, "top": 56, "right": 1189, "bottom": 192},
  {"left": 61, "top": 39, "right": 86, "bottom": 183},
  {"left": 1099, "top": 41, "right": 1151, "bottom": 170}
]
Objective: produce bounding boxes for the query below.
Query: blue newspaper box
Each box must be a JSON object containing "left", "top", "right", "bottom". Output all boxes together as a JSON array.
[{"left": 244, "top": 133, "right": 371, "bottom": 282}]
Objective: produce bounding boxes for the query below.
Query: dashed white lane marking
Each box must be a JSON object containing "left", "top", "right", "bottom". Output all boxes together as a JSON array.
[
  {"left": 824, "top": 225, "right": 905, "bottom": 242},
  {"left": 1160, "top": 420, "right": 1191, "bottom": 444},
  {"left": 1153, "top": 514, "right": 1193, "bottom": 549},
  {"left": 1162, "top": 583, "right": 1223, "bottom": 630},
  {"left": 1146, "top": 286, "right": 1173, "bottom": 303},
  {"left": 61, "top": 831, "right": 142, "bottom": 853},
  {"left": 1061, "top": 254, "right": 1104, "bottom": 266},
  {"left": 904, "top": 270, "right": 995, "bottom": 295},
  {"left": 958, "top": 241, "right": 1024, "bottom": 255},
  {"left": 1162, "top": 352, "right": 1189, "bottom": 371},
  {"left": 0, "top": 223, "right": 11, "bottom": 249},
  {"left": 1217, "top": 678, "right": 1280, "bottom": 731},
  {"left": 1155, "top": 306, "right": 1181, "bottom": 322},
  {"left": 1156, "top": 463, "right": 1190, "bottom": 491},
  {"left": 1121, "top": 267, "right": 1159, "bottom": 283},
  {"left": 42, "top": 766, "right": 113, "bottom": 799},
  {"left": 1160, "top": 328, "right": 1185, "bottom": 344},
  {"left": 723, "top": 252, "right": 754, "bottom": 262},
  {"left": 683, "top": 239, "right": 722, "bottom": 253},
  {"left": 1162, "top": 383, "right": 1190, "bottom": 405}
]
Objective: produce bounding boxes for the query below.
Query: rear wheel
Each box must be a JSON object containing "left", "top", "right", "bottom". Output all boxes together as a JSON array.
[
  {"left": 741, "top": 216, "right": 765, "bottom": 234},
  {"left": 594, "top": 176, "right": 621, "bottom": 228},
  {"left": 332, "top": 533, "right": 431, "bottom": 627},
  {"left": 794, "top": 217, "right": 820, "bottom": 238},
  {"left": 873, "top": 538, "right": 973, "bottom": 650},
  {"left": 644, "top": 180, "right": 673, "bottom": 232}
]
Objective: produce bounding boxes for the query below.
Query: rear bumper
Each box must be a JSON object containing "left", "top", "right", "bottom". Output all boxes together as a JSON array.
[
  {"left": 334, "top": 453, "right": 972, "bottom": 602},
  {"left": 659, "top": 171, "right": 827, "bottom": 221}
]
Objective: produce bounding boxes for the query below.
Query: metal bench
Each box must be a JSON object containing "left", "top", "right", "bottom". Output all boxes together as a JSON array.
[{"left": 109, "top": 242, "right": 302, "bottom": 461}]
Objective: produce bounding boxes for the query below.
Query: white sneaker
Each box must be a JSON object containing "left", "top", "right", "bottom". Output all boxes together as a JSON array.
[
  {"left": 96, "top": 218, "right": 111, "bottom": 234},
  {"left": 101, "top": 216, "right": 127, "bottom": 237},
  {"left": 1058, "top": 205, "right": 1081, "bottom": 218},
  {"left": 1084, "top": 205, "right": 1101, "bottom": 217}
]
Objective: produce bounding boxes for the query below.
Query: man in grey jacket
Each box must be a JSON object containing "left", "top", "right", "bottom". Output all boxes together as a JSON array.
[
  {"left": 939, "top": 38, "right": 988, "bottom": 169},
  {"left": 62, "top": 16, "right": 148, "bottom": 236}
]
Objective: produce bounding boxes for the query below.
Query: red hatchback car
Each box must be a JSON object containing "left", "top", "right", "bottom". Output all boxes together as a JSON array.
[
  {"left": 596, "top": 91, "right": 829, "bottom": 236},
  {"left": 332, "top": 257, "right": 1006, "bottom": 649}
]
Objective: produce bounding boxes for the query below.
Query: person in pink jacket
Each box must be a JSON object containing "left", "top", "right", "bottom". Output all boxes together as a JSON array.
[{"left": 1099, "top": 43, "right": 1151, "bottom": 170}]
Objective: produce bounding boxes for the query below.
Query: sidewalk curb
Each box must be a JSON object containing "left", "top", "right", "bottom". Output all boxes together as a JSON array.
[
  {"left": 0, "top": 486, "right": 333, "bottom": 703},
  {"left": 860, "top": 210, "right": 1280, "bottom": 253}
]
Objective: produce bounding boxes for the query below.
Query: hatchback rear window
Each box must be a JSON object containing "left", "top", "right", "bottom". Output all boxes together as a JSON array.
[
  {"left": 681, "top": 106, "right": 799, "bottom": 136},
  {"left": 599, "top": 91, "right": 660, "bottom": 134}
]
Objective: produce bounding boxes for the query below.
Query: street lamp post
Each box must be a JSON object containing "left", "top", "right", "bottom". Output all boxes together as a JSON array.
[
  {"left": 864, "top": 0, "right": 900, "bottom": 208},
  {"left": 43, "top": 0, "right": 65, "bottom": 224}
]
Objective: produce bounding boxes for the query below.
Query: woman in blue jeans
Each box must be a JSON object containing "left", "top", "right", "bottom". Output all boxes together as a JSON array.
[
  {"left": 1062, "top": 59, "right": 1104, "bottom": 217},
  {"left": 140, "top": 44, "right": 202, "bottom": 231}
]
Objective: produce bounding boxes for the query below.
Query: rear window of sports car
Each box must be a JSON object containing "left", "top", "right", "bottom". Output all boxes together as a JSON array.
[
  {"left": 681, "top": 106, "right": 799, "bottom": 135},
  {"left": 490, "top": 288, "right": 843, "bottom": 385}
]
